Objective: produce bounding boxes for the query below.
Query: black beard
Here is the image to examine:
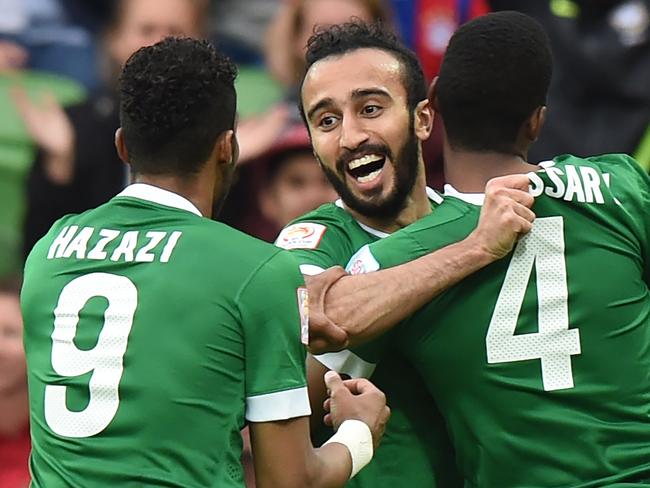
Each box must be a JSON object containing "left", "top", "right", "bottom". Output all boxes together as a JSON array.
[{"left": 319, "top": 122, "right": 420, "bottom": 221}]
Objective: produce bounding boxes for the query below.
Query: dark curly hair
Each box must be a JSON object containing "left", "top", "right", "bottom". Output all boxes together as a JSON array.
[
  {"left": 299, "top": 21, "right": 427, "bottom": 117},
  {"left": 119, "top": 37, "right": 237, "bottom": 175},
  {"left": 436, "top": 11, "right": 553, "bottom": 154}
]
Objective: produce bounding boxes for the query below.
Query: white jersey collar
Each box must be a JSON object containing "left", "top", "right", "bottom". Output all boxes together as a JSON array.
[
  {"left": 117, "top": 183, "right": 203, "bottom": 217},
  {"left": 443, "top": 184, "right": 485, "bottom": 206},
  {"left": 335, "top": 186, "right": 443, "bottom": 238}
]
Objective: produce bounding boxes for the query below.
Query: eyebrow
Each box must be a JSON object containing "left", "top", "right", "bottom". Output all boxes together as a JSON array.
[
  {"left": 306, "top": 98, "right": 334, "bottom": 122},
  {"left": 306, "top": 88, "right": 392, "bottom": 122},
  {"left": 351, "top": 88, "right": 392, "bottom": 100}
]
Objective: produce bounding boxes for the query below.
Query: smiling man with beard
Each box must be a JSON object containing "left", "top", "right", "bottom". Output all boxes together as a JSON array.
[{"left": 275, "top": 22, "right": 536, "bottom": 488}]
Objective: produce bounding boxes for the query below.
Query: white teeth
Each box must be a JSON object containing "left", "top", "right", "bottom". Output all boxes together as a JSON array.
[
  {"left": 357, "top": 168, "right": 382, "bottom": 183},
  {"left": 348, "top": 154, "right": 383, "bottom": 170}
]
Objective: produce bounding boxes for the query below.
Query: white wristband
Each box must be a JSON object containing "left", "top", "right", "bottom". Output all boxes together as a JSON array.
[{"left": 323, "top": 419, "right": 373, "bottom": 478}]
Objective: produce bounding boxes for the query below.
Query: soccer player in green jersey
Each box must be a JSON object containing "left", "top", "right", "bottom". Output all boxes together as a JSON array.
[
  {"left": 277, "top": 22, "right": 536, "bottom": 488},
  {"left": 331, "top": 12, "right": 650, "bottom": 487},
  {"left": 20, "top": 37, "right": 392, "bottom": 488}
]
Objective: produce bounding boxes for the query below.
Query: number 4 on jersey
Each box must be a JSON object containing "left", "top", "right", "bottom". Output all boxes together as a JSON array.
[{"left": 486, "top": 217, "right": 581, "bottom": 391}]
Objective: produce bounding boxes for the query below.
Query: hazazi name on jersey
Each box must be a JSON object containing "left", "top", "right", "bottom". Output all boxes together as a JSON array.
[{"left": 46, "top": 226, "right": 182, "bottom": 263}]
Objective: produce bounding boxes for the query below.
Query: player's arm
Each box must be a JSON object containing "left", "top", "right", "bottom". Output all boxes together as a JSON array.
[
  {"left": 307, "top": 354, "right": 331, "bottom": 435},
  {"left": 308, "top": 174, "right": 536, "bottom": 350},
  {"left": 275, "top": 218, "right": 356, "bottom": 351},
  {"left": 240, "top": 251, "right": 389, "bottom": 487},
  {"left": 251, "top": 372, "right": 389, "bottom": 488}
]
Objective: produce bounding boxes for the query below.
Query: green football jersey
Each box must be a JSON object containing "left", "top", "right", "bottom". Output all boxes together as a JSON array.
[
  {"left": 21, "top": 184, "right": 310, "bottom": 488},
  {"left": 347, "top": 154, "right": 650, "bottom": 487},
  {"left": 276, "top": 192, "right": 464, "bottom": 488}
]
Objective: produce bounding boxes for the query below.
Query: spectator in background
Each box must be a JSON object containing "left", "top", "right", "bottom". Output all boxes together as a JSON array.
[
  {"left": 210, "top": 0, "right": 281, "bottom": 64},
  {"left": 222, "top": 123, "right": 337, "bottom": 241},
  {"left": 0, "top": 0, "right": 110, "bottom": 90},
  {"left": 490, "top": 0, "right": 650, "bottom": 165},
  {"left": 0, "top": 275, "right": 29, "bottom": 488},
  {"left": 14, "top": 0, "right": 207, "bottom": 257},
  {"left": 265, "top": 0, "right": 391, "bottom": 95},
  {"left": 391, "top": 0, "right": 490, "bottom": 81},
  {"left": 259, "top": 124, "right": 337, "bottom": 234}
]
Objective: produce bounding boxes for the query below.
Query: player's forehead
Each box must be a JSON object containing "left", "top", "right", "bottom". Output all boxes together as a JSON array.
[{"left": 302, "top": 48, "right": 407, "bottom": 110}]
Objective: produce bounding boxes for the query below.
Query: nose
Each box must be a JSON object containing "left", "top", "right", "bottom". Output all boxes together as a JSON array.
[{"left": 339, "top": 114, "right": 369, "bottom": 152}]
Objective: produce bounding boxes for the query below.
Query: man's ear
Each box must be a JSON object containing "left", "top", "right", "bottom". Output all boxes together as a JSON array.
[
  {"left": 526, "top": 106, "right": 547, "bottom": 142},
  {"left": 115, "top": 128, "right": 129, "bottom": 165},
  {"left": 216, "top": 129, "right": 238, "bottom": 166},
  {"left": 414, "top": 98, "right": 434, "bottom": 141}
]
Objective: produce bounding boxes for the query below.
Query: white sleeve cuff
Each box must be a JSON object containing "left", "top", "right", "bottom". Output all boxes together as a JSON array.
[
  {"left": 315, "top": 350, "right": 376, "bottom": 379},
  {"left": 299, "top": 264, "right": 325, "bottom": 276},
  {"left": 246, "top": 386, "right": 311, "bottom": 422}
]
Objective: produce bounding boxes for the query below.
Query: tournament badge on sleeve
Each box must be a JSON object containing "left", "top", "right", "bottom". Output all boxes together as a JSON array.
[
  {"left": 275, "top": 223, "right": 327, "bottom": 249},
  {"left": 296, "top": 287, "right": 309, "bottom": 345}
]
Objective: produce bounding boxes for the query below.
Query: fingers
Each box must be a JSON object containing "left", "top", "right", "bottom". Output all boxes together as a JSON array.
[
  {"left": 322, "top": 396, "right": 333, "bottom": 426},
  {"left": 324, "top": 370, "right": 345, "bottom": 394},
  {"left": 308, "top": 322, "right": 348, "bottom": 354},
  {"left": 325, "top": 374, "right": 384, "bottom": 399},
  {"left": 340, "top": 377, "right": 377, "bottom": 396},
  {"left": 486, "top": 173, "right": 532, "bottom": 193},
  {"left": 305, "top": 266, "right": 350, "bottom": 353},
  {"left": 508, "top": 211, "right": 534, "bottom": 236},
  {"left": 487, "top": 186, "right": 535, "bottom": 209},
  {"left": 483, "top": 182, "right": 536, "bottom": 236},
  {"left": 511, "top": 202, "right": 536, "bottom": 224},
  {"left": 309, "top": 336, "right": 348, "bottom": 355}
]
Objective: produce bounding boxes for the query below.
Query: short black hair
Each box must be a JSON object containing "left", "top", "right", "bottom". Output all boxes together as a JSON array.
[
  {"left": 300, "top": 21, "right": 427, "bottom": 117},
  {"left": 119, "top": 37, "right": 237, "bottom": 175},
  {"left": 437, "top": 11, "right": 553, "bottom": 153}
]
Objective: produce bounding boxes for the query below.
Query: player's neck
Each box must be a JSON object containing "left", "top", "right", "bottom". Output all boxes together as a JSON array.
[
  {"left": 444, "top": 145, "right": 540, "bottom": 193},
  {"left": 133, "top": 173, "right": 215, "bottom": 218},
  {"left": 0, "top": 384, "right": 29, "bottom": 436},
  {"left": 347, "top": 162, "right": 431, "bottom": 233}
]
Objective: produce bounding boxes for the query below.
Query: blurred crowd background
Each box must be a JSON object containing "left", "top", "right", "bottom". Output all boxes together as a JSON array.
[{"left": 0, "top": 0, "right": 649, "bottom": 486}]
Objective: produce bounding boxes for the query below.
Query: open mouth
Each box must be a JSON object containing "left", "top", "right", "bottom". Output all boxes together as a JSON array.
[{"left": 346, "top": 154, "right": 386, "bottom": 183}]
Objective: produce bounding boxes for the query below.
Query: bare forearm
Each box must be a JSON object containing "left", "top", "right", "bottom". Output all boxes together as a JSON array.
[
  {"left": 307, "top": 355, "right": 329, "bottom": 436},
  {"left": 252, "top": 418, "right": 352, "bottom": 488},
  {"left": 308, "top": 443, "right": 353, "bottom": 488},
  {"left": 255, "top": 444, "right": 351, "bottom": 488},
  {"left": 327, "top": 236, "right": 496, "bottom": 344}
]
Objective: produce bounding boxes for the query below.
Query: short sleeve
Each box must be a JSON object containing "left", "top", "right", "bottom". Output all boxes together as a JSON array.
[
  {"left": 275, "top": 221, "right": 357, "bottom": 274},
  {"left": 596, "top": 154, "right": 650, "bottom": 283},
  {"left": 348, "top": 230, "right": 427, "bottom": 271},
  {"left": 237, "top": 250, "right": 311, "bottom": 422},
  {"left": 313, "top": 243, "right": 405, "bottom": 377}
]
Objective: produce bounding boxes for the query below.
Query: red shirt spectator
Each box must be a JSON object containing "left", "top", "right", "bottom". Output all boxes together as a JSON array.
[{"left": 0, "top": 426, "right": 30, "bottom": 488}]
